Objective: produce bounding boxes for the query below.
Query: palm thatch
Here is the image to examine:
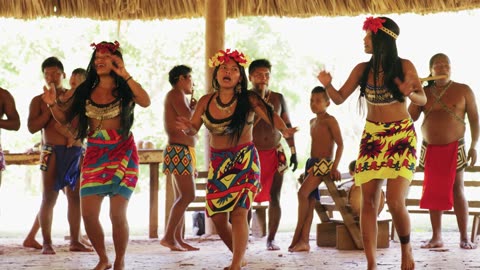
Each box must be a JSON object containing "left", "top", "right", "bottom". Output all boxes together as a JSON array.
[{"left": 1, "top": 0, "right": 480, "bottom": 20}]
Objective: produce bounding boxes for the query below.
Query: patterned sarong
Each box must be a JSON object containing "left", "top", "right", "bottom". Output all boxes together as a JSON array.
[
  {"left": 419, "top": 139, "right": 466, "bottom": 210},
  {"left": 80, "top": 129, "right": 139, "bottom": 200},
  {"left": 304, "top": 158, "right": 333, "bottom": 200},
  {"left": 162, "top": 144, "right": 196, "bottom": 175},
  {"left": 205, "top": 142, "right": 260, "bottom": 217},
  {"left": 40, "top": 144, "right": 83, "bottom": 191},
  {"left": 355, "top": 118, "right": 417, "bottom": 185}
]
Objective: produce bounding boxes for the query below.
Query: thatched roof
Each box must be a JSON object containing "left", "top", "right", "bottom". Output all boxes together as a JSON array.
[{"left": 1, "top": 0, "right": 480, "bottom": 20}]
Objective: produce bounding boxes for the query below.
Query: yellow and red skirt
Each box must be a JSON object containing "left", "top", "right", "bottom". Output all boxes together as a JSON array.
[{"left": 354, "top": 118, "right": 417, "bottom": 185}]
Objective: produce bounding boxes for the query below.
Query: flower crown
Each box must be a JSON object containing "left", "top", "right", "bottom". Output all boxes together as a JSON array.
[
  {"left": 208, "top": 49, "right": 249, "bottom": 68},
  {"left": 90, "top": 40, "right": 120, "bottom": 53},
  {"left": 363, "top": 17, "right": 398, "bottom": 40}
]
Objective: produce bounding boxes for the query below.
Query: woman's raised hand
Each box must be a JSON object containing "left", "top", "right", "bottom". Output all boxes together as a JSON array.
[{"left": 317, "top": 70, "right": 332, "bottom": 88}]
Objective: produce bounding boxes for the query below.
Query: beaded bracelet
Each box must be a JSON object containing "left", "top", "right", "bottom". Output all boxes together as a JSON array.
[{"left": 125, "top": 76, "right": 133, "bottom": 82}]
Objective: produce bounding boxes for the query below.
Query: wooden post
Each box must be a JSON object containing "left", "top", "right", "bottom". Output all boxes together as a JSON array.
[
  {"left": 149, "top": 163, "right": 159, "bottom": 238},
  {"left": 203, "top": 0, "right": 226, "bottom": 236}
]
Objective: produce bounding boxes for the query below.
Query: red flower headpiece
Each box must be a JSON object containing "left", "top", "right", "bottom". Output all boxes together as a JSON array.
[
  {"left": 362, "top": 17, "right": 398, "bottom": 39},
  {"left": 363, "top": 17, "right": 386, "bottom": 34},
  {"left": 208, "top": 49, "right": 249, "bottom": 68},
  {"left": 90, "top": 40, "right": 120, "bottom": 53}
]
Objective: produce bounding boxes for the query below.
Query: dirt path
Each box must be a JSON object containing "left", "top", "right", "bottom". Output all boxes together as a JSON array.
[{"left": 1, "top": 231, "right": 479, "bottom": 270}]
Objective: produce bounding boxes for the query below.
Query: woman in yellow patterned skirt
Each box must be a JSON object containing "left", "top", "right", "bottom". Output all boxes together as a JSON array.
[{"left": 318, "top": 17, "right": 426, "bottom": 270}]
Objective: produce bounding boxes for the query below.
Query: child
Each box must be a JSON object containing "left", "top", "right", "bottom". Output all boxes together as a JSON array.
[
  {"left": 57, "top": 68, "right": 86, "bottom": 147},
  {"left": 288, "top": 86, "right": 343, "bottom": 252}
]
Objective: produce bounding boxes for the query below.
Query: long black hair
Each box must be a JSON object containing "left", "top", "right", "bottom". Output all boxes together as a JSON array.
[
  {"left": 211, "top": 61, "right": 274, "bottom": 145},
  {"left": 359, "top": 17, "right": 405, "bottom": 104},
  {"left": 67, "top": 41, "right": 135, "bottom": 140}
]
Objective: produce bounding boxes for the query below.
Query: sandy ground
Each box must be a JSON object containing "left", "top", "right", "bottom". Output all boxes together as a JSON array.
[
  {"left": 1, "top": 170, "right": 478, "bottom": 269},
  {"left": 1, "top": 231, "right": 479, "bottom": 270}
]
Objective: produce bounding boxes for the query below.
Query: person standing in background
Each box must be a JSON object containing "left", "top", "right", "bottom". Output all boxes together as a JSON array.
[
  {"left": 161, "top": 64, "right": 199, "bottom": 251},
  {"left": 248, "top": 59, "right": 298, "bottom": 250},
  {"left": 408, "top": 53, "right": 479, "bottom": 250}
]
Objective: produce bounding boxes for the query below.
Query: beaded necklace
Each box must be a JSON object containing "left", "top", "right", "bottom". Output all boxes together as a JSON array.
[{"left": 214, "top": 94, "right": 237, "bottom": 114}]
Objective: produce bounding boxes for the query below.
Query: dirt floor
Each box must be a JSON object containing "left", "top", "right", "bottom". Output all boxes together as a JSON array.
[{"left": 1, "top": 230, "right": 479, "bottom": 270}]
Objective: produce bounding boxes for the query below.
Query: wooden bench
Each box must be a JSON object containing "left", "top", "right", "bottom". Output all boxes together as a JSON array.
[
  {"left": 390, "top": 167, "right": 480, "bottom": 243},
  {"left": 185, "top": 171, "right": 269, "bottom": 236}
]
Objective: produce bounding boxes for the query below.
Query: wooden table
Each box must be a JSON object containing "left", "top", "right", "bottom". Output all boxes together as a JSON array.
[{"left": 4, "top": 149, "right": 163, "bottom": 239}]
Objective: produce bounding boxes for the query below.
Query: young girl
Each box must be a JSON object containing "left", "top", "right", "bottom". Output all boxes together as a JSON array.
[{"left": 177, "top": 49, "right": 296, "bottom": 270}]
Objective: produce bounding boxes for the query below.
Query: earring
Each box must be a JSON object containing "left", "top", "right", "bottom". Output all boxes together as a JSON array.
[{"left": 235, "top": 84, "right": 241, "bottom": 94}]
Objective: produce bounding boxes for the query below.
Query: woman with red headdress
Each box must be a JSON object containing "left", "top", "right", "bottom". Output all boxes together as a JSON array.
[
  {"left": 43, "top": 41, "right": 150, "bottom": 270},
  {"left": 318, "top": 17, "right": 426, "bottom": 270},
  {"left": 177, "top": 49, "right": 296, "bottom": 270}
]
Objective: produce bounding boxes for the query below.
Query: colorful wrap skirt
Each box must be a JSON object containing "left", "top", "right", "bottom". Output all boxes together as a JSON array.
[
  {"left": 205, "top": 142, "right": 261, "bottom": 217},
  {"left": 40, "top": 144, "right": 83, "bottom": 191},
  {"left": 80, "top": 129, "right": 139, "bottom": 200},
  {"left": 162, "top": 143, "right": 196, "bottom": 175},
  {"left": 355, "top": 118, "right": 417, "bottom": 185}
]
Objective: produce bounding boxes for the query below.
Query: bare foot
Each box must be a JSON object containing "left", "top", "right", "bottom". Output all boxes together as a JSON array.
[
  {"left": 41, "top": 243, "right": 56, "bottom": 255},
  {"left": 81, "top": 235, "right": 92, "bottom": 247},
  {"left": 420, "top": 239, "right": 444, "bottom": 249},
  {"left": 113, "top": 259, "right": 124, "bottom": 270},
  {"left": 160, "top": 238, "right": 186, "bottom": 251},
  {"left": 23, "top": 238, "right": 42, "bottom": 249},
  {"left": 401, "top": 243, "right": 415, "bottom": 270},
  {"left": 178, "top": 241, "right": 199, "bottom": 251},
  {"left": 69, "top": 241, "right": 94, "bottom": 252},
  {"left": 224, "top": 260, "right": 247, "bottom": 270},
  {"left": 267, "top": 240, "right": 280, "bottom": 251},
  {"left": 460, "top": 240, "right": 477, "bottom": 249},
  {"left": 289, "top": 242, "right": 310, "bottom": 252},
  {"left": 93, "top": 260, "right": 112, "bottom": 270}
]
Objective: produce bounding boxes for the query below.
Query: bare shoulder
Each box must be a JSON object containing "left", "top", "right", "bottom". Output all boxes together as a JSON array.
[
  {"left": 326, "top": 113, "right": 339, "bottom": 123},
  {"left": 353, "top": 62, "right": 369, "bottom": 72},
  {"left": 271, "top": 91, "right": 284, "bottom": 99},
  {"left": 454, "top": 81, "right": 474, "bottom": 92},
  {"left": 198, "top": 93, "right": 214, "bottom": 103},
  {"left": 30, "top": 93, "right": 43, "bottom": 103},
  {"left": 196, "top": 93, "right": 213, "bottom": 109},
  {"left": 0, "top": 88, "right": 9, "bottom": 101},
  {"left": 400, "top": 58, "right": 416, "bottom": 71}
]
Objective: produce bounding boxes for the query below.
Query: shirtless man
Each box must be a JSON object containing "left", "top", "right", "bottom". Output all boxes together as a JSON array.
[
  {"left": 0, "top": 87, "right": 20, "bottom": 255},
  {"left": 24, "top": 57, "right": 92, "bottom": 254},
  {"left": 408, "top": 53, "right": 479, "bottom": 249},
  {"left": 160, "top": 65, "right": 198, "bottom": 251},
  {"left": 0, "top": 87, "right": 21, "bottom": 187},
  {"left": 248, "top": 59, "right": 298, "bottom": 250}
]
